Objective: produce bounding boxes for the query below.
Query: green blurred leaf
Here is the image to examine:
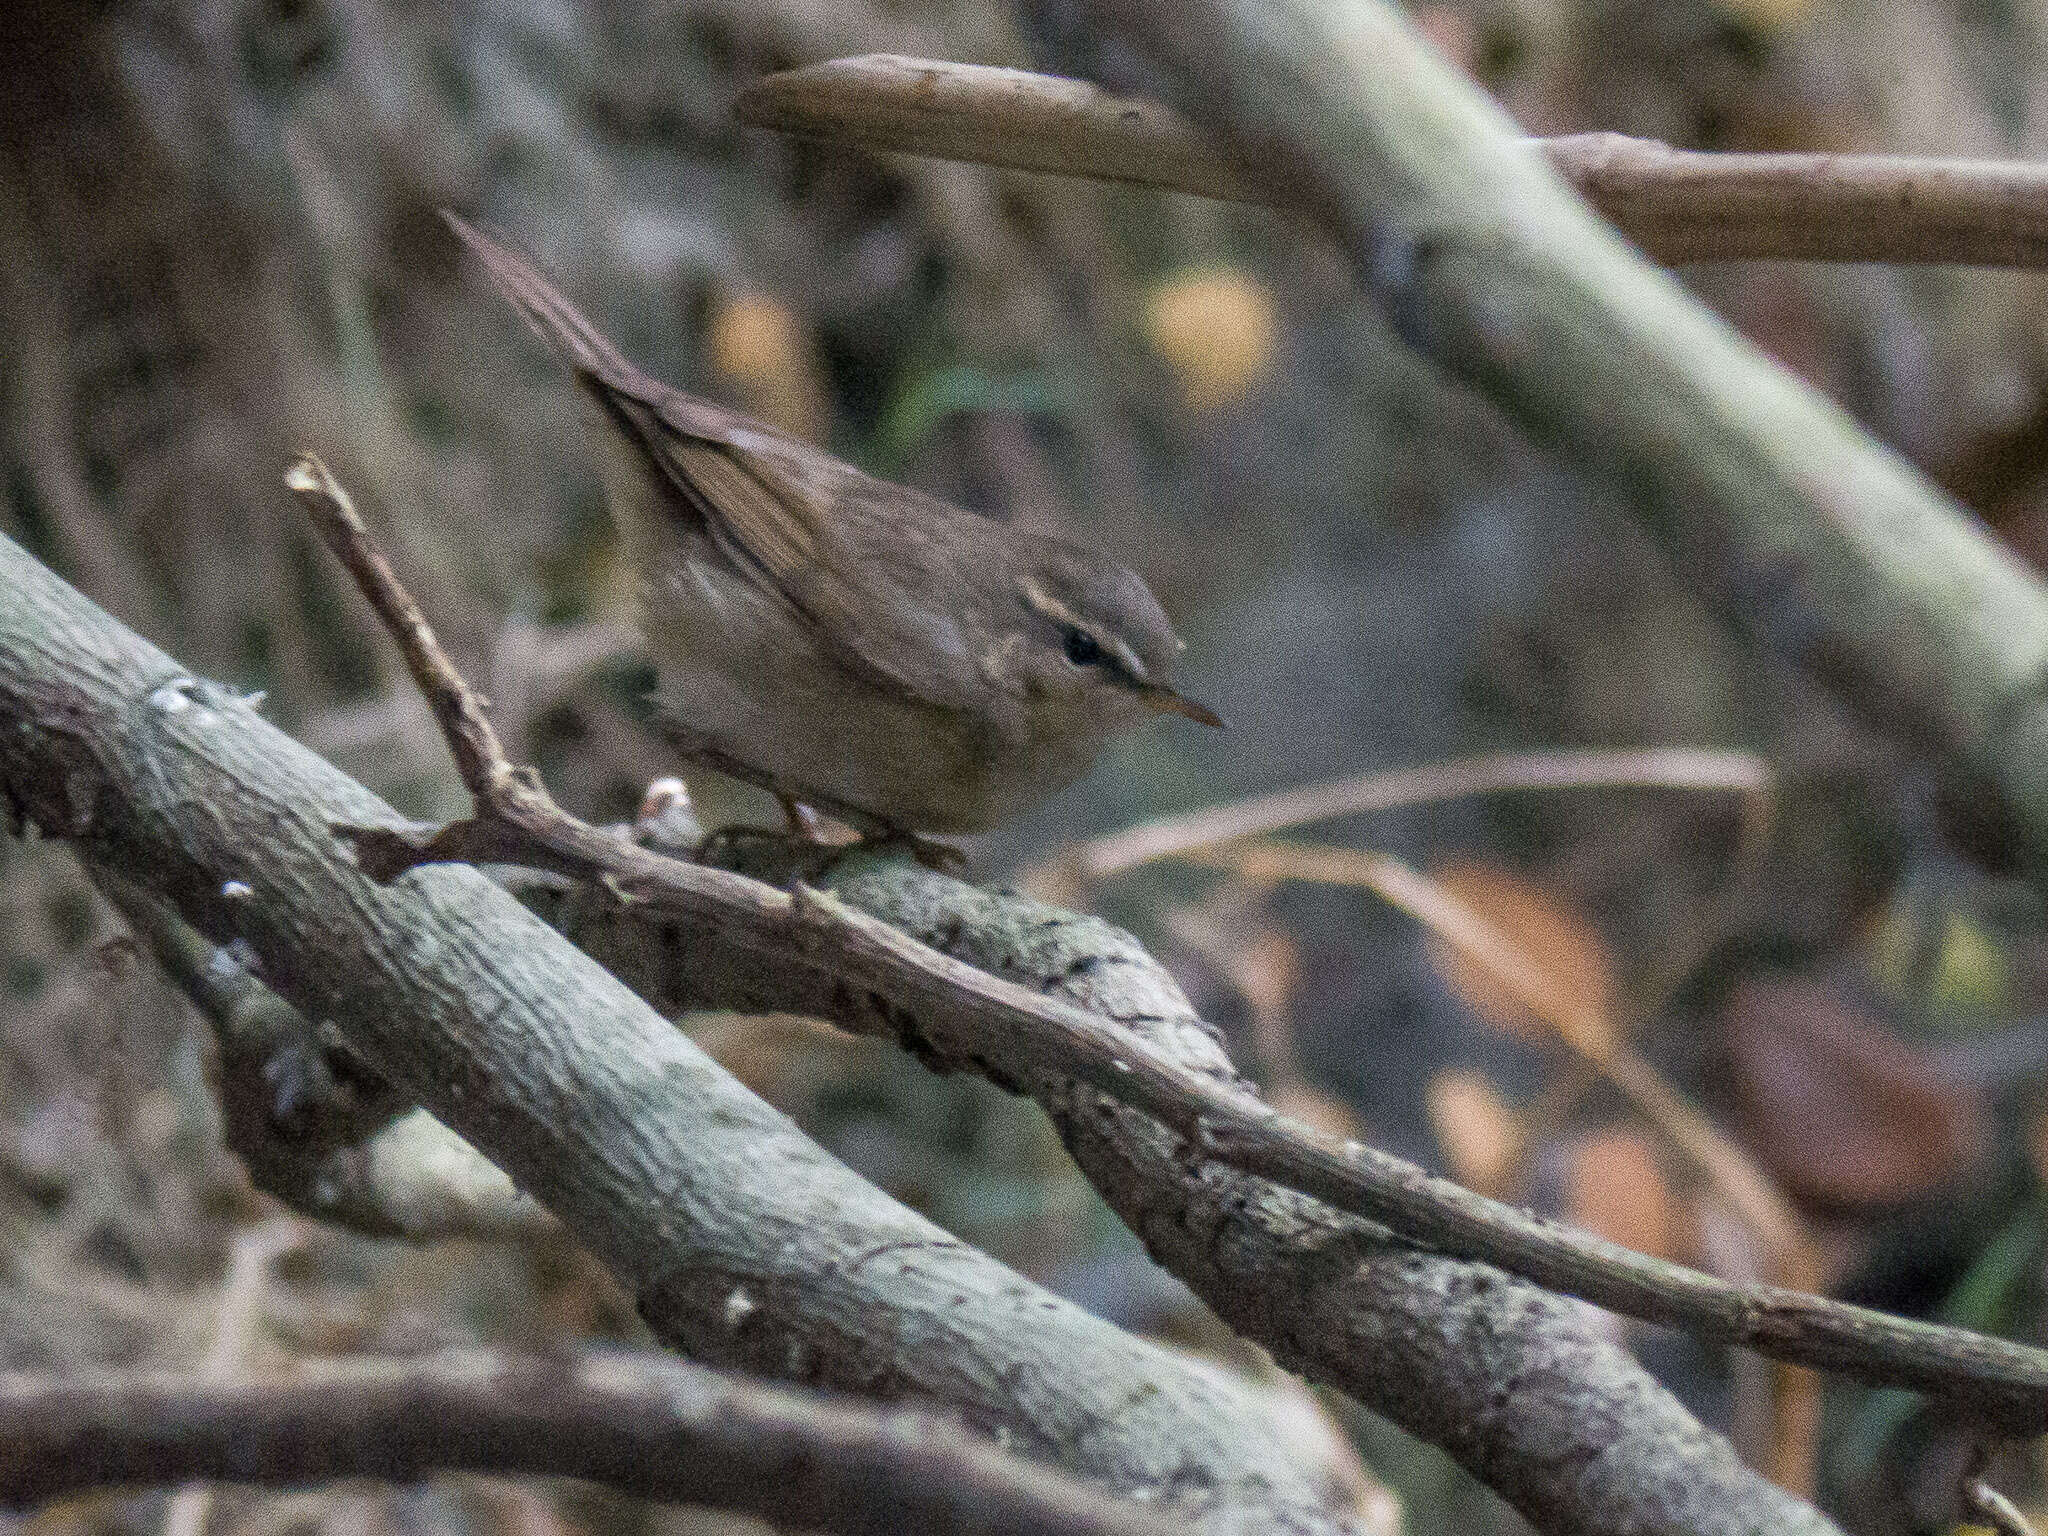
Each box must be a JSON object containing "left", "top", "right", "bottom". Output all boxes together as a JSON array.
[{"left": 870, "top": 363, "right": 1065, "bottom": 471}]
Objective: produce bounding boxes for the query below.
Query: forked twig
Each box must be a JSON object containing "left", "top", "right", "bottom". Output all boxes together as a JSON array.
[{"left": 285, "top": 452, "right": 2048, "bottom": 1429}]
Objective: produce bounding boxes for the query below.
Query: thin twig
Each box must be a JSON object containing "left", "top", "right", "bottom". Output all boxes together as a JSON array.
[
  {"left": 733, "top": 56, "right": 2048, "bottom": 269},
  {"left": 0, "top": 1351, "right": 1176, "bottom": 1536},
  {"left": 284, "top": 458, "right": 511, "bottom": 804},
  {"left": 1054, "top": 746, "right": 1771, "bottom": 888},
  {"left": 286, "top": 454, "right": 2048, "bottom": 1428}
]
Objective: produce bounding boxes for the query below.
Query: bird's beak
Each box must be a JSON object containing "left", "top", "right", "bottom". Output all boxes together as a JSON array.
[{"left": 1143, "top": 685, "right": 1225, "bottom": 728}]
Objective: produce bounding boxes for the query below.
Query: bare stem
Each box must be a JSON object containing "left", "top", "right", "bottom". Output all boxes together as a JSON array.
[
  {"left": 1058, "top": 747, "right": 1770, "bottom": 886},
  {"left": 287, "top": 454, "right": 2048, "bottom": 1432},
  {"left": 735, "top": 56, "right": 2048, "bottom": 268},
  {"left": 284, "top": 457, "right": 512, "bottom": 802}
]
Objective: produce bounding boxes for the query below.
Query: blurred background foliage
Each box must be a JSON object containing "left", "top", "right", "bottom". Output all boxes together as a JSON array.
[{"left": 11, "top": 0, "right": 2048, "bottom": 1530}]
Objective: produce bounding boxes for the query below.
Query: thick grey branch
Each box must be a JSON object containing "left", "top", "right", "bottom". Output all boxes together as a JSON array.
[
  {"left": 0, "top": 520, "right": 1829, "bottom": 1534},
  {"left": 0, "top": 529, "right": 1355, "bottom": 1536},
  {"left": 785, "top": 885, "right": 2048, "bottom": 1420},
  {"left": 553, "top": 833, "right": 1845, "bottom": 1536},
  {"left": 0, "top": 1350, "right": 1178, "bottom": 1536},
  {"left": 5, "top": 454, "right": 1864, "bottom": 1536}
]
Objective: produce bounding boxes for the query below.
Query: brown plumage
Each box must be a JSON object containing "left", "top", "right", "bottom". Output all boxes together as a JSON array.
[{"left": 446, "top": 212, "right": 1217, "bottom": 836}]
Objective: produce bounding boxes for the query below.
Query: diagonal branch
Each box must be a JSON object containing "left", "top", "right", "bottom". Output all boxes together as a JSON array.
[
  {"left": 0, "top": 526, "right": 1361, "bottom": 1536},
  {"left": 1054, "top": 0, "right": 2048, "bottom": 852},
  {"left": 285, "top": 450, "right": 2048, "bottom": 1429},
  {"left": 260, "top": 454, "right": 1842, "bottom": 1533}
]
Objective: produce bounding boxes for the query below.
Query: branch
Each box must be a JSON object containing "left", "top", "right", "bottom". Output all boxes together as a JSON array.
[
  {"left": 781, "top": 885, "right": 2048, "bottom": 1417},
  {"left": 0, "top": 1351, "right": 1178, "bottom": 1536},
  {"left": 284, "top": 454, "right": 2048, "bottom": 1434},
  {"left": 90, "top": 867, "right": 552, "bottom": 1243},
  {"left": 1543, "top": 132, "right": 2048, "bottom": 267},
  {"left": 86, "top": 869, "right": 556, "bottom": 1242},
  {"left": 1046, "top": 0, "right": 2048, "bottom": 870},
  {"left": 0, "top": 493, "right": 1826, "bottom": 1534},
  {"left": 285, "top": 453, "right": 1836, "bottom": 1535},
  {"left": 0, "top": 530, "right": 1357, "bottom": 1536},
  {"left": 562, "top": 837, "right": 1847, "bottom": 1535},
  {"left": 733, "top": 56, "right": 2048, "bottom": 268}
]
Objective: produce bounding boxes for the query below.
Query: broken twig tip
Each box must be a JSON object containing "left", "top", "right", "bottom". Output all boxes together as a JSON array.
[{"left": 282, "top": 455, "right": 327, "bottom": 496}]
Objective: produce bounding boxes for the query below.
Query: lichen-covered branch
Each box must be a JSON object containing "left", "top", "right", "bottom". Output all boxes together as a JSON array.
[
  {"left": 0, "top": 523, "right": 1832, "bottom": 1535},
  {"left": 0, "top": 529, "right": 1360, "bottom": 1536}
]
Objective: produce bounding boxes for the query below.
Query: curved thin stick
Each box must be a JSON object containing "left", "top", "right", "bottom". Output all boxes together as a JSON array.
[{"left": 1064, "top": 746, "right": 1770, "bottom": 884}]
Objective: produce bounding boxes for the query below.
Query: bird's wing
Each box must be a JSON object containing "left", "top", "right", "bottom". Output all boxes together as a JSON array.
[
  {"left": 444, "top": 212, "right": 988, "bottom": 713},
  {"left": 640, "top": 412, "right": 989, "bottom": 714}
]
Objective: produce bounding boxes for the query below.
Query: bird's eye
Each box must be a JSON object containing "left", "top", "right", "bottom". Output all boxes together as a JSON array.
[{"left": 1062, "top": 627, "right": 1104, "bottom": 667}]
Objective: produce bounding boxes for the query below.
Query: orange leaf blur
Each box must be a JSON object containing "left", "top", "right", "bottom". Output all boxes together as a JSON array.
[{"left": 1426, "top": 860, "right": 1618, "bottom": 1057}]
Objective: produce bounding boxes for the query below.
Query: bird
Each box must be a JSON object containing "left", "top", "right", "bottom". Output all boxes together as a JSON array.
[{"left": 444, "top": 212, "right": 1219, "bottom": 844}]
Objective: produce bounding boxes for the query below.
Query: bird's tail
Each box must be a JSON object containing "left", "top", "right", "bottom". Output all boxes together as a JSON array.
[{"left": 442, "top": 211, "right": 636, "bottom": 385}]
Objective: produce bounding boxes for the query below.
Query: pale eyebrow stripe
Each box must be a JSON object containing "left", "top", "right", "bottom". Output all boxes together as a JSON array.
[{"left": 1018, "top": 577, "right": 1150, "bottom": 680}]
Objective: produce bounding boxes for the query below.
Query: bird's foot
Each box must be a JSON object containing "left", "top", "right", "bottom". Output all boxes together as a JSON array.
[
  {"left": 777, "top": 794, "right": 826, "bottom": 841},
  {"left": 649, "top": 720, "right": 967, "bottom": 875},
  {"left": 693, "top": 822, "right": 815, "bottom": 869},
  {"left": 857, "top": 826, "right": 970, "bottom": 875}
]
